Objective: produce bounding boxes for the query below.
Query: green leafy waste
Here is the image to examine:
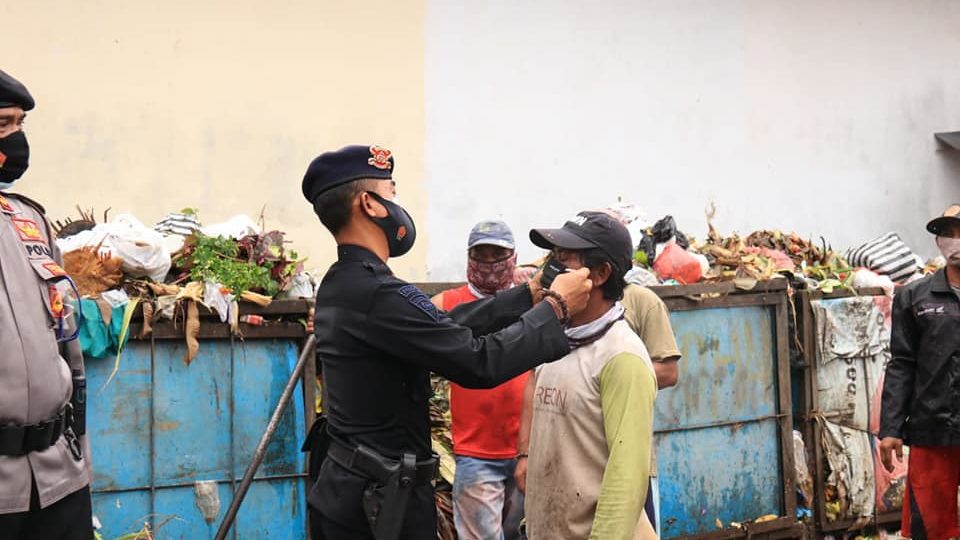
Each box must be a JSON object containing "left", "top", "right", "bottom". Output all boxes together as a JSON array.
[{"left": 187, "top": 234, "right": 278, "bottom": 296}]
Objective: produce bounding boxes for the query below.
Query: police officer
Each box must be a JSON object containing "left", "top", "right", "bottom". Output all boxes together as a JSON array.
[
  {"left": 301, "top": 145, "right": 592, "bottom": 540},
  {"left": 0, "top": 70, "right": 93, "bottom": 539}
]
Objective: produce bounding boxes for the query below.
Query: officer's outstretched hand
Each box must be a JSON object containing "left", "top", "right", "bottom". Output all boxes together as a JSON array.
[{"left": 549, "top": 267, "right": 593, "bottom": 318}]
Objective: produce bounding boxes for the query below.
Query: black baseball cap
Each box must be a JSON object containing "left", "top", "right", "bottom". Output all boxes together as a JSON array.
[
  {"left": 530, "top": 211, "right": 633, "bottom": 274},
  {"left": 926, "top": 204, "right": 960, "bottom": 236}
]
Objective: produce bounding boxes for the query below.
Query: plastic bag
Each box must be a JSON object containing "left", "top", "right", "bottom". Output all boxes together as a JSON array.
[
  {"left": 154, "top": 212, "right": 201, "bottom": 237},
  {"left": 604, "top": 200, "right": 650, "bottom": 250},
  {"left": 277, "top": 272, "right": 316, "bottom": 299},
  {"left": 844, "top": 233, "right": 920, "bottom": 283},
  {"left": 200, "top": 215, "right": 261, "bottom": 240},
  {"left": 625, "top": 266, "right": 660, "bottom": 286},
  {"left": 106, "top": 214, "right": 172, "bottom": 282},
  {"left": 637, "top": 215, "right": 691, "bottom": 266},
  {"left": 653, "top": 243, "right": 703, "bottom": 284},
  {"left": 852, "top": 268, "right": 895, "bottom": 297},
  {"left": 794, "top": 431, "right": 814, "bottom": 508}
]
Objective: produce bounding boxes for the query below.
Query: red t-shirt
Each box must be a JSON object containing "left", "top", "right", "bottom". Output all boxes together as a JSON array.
[{"left": 441, "top": 285, "right": 530, "bottom": 459}]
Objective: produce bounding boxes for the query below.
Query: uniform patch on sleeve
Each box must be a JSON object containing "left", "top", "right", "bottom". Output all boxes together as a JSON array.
[{"left": 398, "top": 284, "right": 439, "bottom": 322}]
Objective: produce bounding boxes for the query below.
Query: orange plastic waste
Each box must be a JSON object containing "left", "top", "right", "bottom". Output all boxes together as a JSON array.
[{"left": 653, "top": 243, "right": 703, "bottom": 284}]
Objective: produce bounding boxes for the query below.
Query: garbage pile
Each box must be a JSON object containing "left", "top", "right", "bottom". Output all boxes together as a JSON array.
[
  {"left": 55, "top": 207, "right": 314, "bottom": 364},
  {"left": 613, "top": 203, "right": 937, "bottom": 293}
]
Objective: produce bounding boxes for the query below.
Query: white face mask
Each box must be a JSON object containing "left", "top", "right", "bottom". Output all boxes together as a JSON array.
[{"left": 936, "top": 236, "right": 960, "bottom": 267}]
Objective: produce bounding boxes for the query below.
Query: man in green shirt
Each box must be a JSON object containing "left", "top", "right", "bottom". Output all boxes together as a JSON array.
[{"left": 519, "top": 212, "right": 658, "bottom": 539}]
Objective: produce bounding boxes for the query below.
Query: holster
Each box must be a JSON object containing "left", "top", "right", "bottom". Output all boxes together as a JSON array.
[
  {"left": 361, "top": 451, "right": 416, "bottom": 540},
  {"left": 325, "top": 438, "right": 437, "bottom": 540}
]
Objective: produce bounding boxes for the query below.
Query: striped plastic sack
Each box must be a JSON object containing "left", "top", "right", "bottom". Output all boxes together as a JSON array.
[{"left": 844, "top": 232, "right": 920, "bottom": 283}]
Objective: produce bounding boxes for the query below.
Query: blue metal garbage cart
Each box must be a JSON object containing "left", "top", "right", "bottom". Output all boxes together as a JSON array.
[
  {"left": 650, "top": 281, "right": 801, "bottom": 539},
  {"left": 85, "top": 301, "right": 313, "bottom": 540}
]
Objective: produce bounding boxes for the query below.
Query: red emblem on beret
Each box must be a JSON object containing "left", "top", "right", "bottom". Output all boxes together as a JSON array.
[
  {"left": 0, "top": 150, "right": 7, "bottom": 169},
  {"left": 368, "top": 146, "right": 393, "bottom": 170},
  {"left": 397, "top": 225, "right": 407, "bottom": 241}
]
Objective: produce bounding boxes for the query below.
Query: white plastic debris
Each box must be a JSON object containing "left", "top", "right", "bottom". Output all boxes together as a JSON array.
[
  {"left": 193, "top": 480, "right": 221, "bottom": 525},
  {"left": 100, "top": 289, "right": 130, "bottom": 309},
  {"left": 204, "top": 280, "right": 235, "bottom": 323},
  {"left": 200, "top": 215, "right": 261, "bottom": 240}
]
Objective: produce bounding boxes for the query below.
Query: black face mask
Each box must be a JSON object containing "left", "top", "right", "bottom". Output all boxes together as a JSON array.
[
  {"left": 0, "top": 130, "right": 29, "bottom": 186},
  {"left": 366, "top": 191, "right": 417, "bottom": 258}
]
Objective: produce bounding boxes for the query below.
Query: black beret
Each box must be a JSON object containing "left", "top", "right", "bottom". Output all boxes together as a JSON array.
[
  {"left": 302, "top": 145, "right": 395, "bottom": 203},
  {"left": 0, "top": 69, "right": 34, "bottom": 111}
]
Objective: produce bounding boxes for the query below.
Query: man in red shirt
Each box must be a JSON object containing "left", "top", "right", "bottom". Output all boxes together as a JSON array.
[{"left": 432, "top": 220, "right": 528, "bottom": 540}]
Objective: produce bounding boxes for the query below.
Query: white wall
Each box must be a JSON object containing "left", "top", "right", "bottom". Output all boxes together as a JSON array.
[{"left": 425, "top": 0, "right": 960, "bottom": 280}]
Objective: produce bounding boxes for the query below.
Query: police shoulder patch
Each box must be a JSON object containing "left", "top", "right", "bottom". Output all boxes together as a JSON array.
[
  {"left": 5, "top": 192, "right": 47, "bottom": 215},
  {"left": 398, "top": 284, "right": 439, "bottom": 322}
]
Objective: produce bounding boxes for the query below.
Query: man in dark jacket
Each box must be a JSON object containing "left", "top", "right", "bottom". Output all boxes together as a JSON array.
[{"left": 880, "top": 204, "right": 960, "bottom": 540}]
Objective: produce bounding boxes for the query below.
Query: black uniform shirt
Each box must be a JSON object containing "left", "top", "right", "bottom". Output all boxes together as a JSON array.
[{"left": 314, "top": 245, "right": 570, "bottom": 460}]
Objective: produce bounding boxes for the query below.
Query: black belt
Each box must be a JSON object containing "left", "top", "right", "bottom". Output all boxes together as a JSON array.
[
  {"left": 327, "top": 437, "right": 437, "bottom": 486},
  {"left": 0, "top": 410, "right": 68, "bottom": 456}
]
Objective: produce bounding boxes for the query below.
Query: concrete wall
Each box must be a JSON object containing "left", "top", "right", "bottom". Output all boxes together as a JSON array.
[
  {"left": 1, "top": 0, "right": 429, "bottom": 280},
  {"left": 425, "top": 0, "right": 960, "bottom": 280}
]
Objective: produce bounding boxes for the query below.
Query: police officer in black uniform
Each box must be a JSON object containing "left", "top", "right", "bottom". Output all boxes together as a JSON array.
[{"left": 301, "top": 145, "right": 592, "bottom": 540}]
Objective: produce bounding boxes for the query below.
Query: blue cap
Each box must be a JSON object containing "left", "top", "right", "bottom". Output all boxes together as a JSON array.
[
  {"left": 302, "top": 144, "right": 394, "bottom": 203},
  {"left": 468, "top": 220, "right": 515, "bottom": 250}
]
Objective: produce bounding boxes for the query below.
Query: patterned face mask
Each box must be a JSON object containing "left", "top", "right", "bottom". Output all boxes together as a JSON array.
[{"left": 467, "top": 252, "right": 517, "bottom": 296}]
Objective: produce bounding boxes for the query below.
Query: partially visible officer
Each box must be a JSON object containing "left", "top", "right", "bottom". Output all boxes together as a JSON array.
[
  {"left": 880, "top": 204, "right": 960, "bottom": 540},
  {"left": 0, "top": 69, "right": 93, "bottom": 539},
  {"left": 301, "top": 145, "right": 592, "bottom": 540}
]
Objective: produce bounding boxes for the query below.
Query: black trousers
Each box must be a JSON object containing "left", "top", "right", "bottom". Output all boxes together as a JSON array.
[
  {"left": 0, "top": 484, "right": 93, "bottom": 540},
  {"left": 310, "top": 509, "right": 374, "bottom": 540}
]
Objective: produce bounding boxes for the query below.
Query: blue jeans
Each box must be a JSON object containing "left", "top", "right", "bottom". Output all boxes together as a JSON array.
[{"left": 453, "top": 456, "right": 524, "bottom": 540}]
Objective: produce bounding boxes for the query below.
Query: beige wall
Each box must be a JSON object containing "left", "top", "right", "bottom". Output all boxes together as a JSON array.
[{"left": 1, "top": 0, "right": 428, "bottom": 280}]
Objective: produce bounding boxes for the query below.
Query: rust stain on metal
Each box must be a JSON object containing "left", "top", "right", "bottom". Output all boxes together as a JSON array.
[{"left": 155, "top": 421, "right": 180, "bottom": 432}]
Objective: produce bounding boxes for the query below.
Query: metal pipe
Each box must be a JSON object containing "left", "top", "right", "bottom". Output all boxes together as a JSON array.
[
  {"left": 228, "top": 332, "right": 238, "bottom": 540},
  {"left": 92, "top": 472, "right": 308, "bottom": 495},
  {"left": 214, "top": 334, "right": 316, "bottom": 540},
  {"left": 653, "top": 413, "right": 789, "bottom": 435}
]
